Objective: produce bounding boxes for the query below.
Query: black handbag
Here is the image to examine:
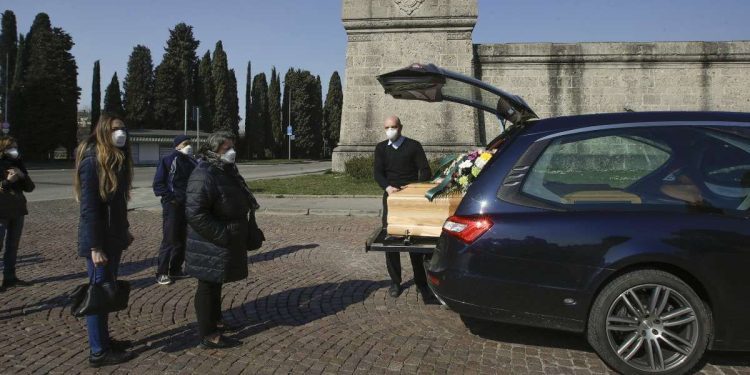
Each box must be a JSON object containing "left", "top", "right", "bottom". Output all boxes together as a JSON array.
[
  {"left": 247, "top": 210, "right": 265, "bottom": 251},
  {"left": 69, "top": 278, "right": 131, "bottom": 317}
]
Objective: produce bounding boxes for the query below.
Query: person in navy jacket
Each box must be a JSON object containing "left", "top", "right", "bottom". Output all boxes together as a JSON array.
[
  {"left": 73, "top": 114, "right": 135, "bottom": 367},
  {"left": 152, "top": 135, "right": 197, "bottom": 285}
]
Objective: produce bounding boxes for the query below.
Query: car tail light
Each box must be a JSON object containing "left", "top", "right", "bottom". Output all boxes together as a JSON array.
[{"left": 442, "top": 215, "right": 494, "bottom": 244}]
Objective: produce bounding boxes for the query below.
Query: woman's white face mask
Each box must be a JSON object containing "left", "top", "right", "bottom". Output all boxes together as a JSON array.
[
  {"left": 180, "top": 145, "right": 194, "bottom": 156},
  {"left": 112, "top": 130, "right": 127, "bottom": 148},
  {"left": 4, "top": 148, "right": 19, "bottom": 159},
  {"left": 221, "top": 148, "right": 237, "bottom": 164}
]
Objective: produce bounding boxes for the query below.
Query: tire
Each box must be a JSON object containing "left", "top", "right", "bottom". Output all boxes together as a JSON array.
[{"left": 587, "top": 269, "right": 711, "bottom": 375}]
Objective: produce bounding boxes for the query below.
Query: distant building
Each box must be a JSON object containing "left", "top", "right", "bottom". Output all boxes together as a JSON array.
[
  {"left": 129, "top": 129, "right": 210, "bottom": 165},
  {"left": 77, "top": 110, "right": 91, "bottom": 143}
]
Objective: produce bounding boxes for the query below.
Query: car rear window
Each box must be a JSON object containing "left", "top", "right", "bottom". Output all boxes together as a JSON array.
[{"left": 520, "top": 126, "right": 750, "bottom": 214}]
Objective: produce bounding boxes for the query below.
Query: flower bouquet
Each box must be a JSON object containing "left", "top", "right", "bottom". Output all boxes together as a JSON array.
[{"left": 426, "top": 149, "right": 495, "bottom": 201}]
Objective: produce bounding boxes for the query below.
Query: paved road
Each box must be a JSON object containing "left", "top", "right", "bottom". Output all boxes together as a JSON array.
[
  {"left": 0, "top": 200, "right": 748, "bottom": 374},
  {"left": 24, "top": 161, "right": 331, "bottom": 204}
]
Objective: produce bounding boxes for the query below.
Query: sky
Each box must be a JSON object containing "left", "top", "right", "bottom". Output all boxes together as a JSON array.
[{"left": 3, "top": 0, "right": 749, "bottom": 131}]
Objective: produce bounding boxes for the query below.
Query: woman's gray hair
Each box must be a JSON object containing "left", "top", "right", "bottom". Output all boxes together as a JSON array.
[{"left": 202, "top": 131, "right": 235, "bottom": 154}]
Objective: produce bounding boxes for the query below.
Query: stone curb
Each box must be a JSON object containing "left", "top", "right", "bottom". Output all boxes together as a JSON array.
[
  {"left": 259, "top": 208, "right": 381, "bottom": 217},
  {"left": 255, "top": 194, "right": 381, "bottom": 199}
]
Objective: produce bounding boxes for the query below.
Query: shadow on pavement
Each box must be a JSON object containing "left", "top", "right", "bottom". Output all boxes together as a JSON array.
[
  {"left": 132, "top": 279, "right": 389, "bottom": 354},
  {"left": 248, "top": 244, "right": 319, "bottom": 263}
]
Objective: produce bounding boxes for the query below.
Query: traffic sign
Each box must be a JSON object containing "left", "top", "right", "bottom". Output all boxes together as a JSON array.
[
  {"left": 1, "top": 122, "right": 9, "bottom": 135},
  {"left": 286, "top": 125, "right": 293, "bottom": 136}
]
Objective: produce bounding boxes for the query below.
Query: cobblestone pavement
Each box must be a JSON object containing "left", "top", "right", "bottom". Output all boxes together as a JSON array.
[{"left": 0, "top": 200, "right": 748, "bottom": 374}]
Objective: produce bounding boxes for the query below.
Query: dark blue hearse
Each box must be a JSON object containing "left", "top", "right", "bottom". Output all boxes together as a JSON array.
[{"left": 373, "top": 63, "right": 750, "bottom": 374}]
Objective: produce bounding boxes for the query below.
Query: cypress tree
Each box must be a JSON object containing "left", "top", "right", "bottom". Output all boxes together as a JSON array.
[
  {"left": 153, "top": 59, "right": 182, "bottom": 130},
  {"left": 123, "top": 45, "right": 154, "bottom": 129},
  {"left": 91, "top": 60, "right": 101, "bottom": 131},
  {"left": 196, "top": 50, "right": 214, "bottom": 132},
  {"left": 281, "top": 68, "right": 294, "bottom": 158},
  {"left": 248, "top": 73, "right": 269, "bottom": 159},
  {"left": 0, "top": 10, "right": 18, "bottom": 120},
  {"left": 211, "top": 41, "right": 234, "bottom": 135},
  {"left": 7, "top": 34, "right": 25, "bottom": 138},
  {"left": 243, "top": 61, "right": 251, "bottom": 158},
  {"left": 282, "top": 69, "right": 321, "bottom": 159},
  {"left": 267, "top": 67, "right": 282, "bottom": 157},
  {"left": 18, "top": 13, "right": 79, "bottom": 159},
  {"left": 153, "top": 23, "right": 199, "bottom": 130},
  {"left": 228, "top": 68, "right": 240, "bottom": 139},
  {"left": 104, "top": 72, "right": 124, "bottom": 117},
  {"left": 323, "top": 71, "right": 343, "bottom": 152}
]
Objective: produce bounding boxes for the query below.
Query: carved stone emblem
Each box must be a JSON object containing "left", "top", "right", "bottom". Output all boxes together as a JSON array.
[{"left": 394, "top": 0, "right": 425, "bottom": 15}]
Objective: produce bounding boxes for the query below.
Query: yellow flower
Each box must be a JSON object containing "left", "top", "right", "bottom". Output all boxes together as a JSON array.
[{"left": 479, "top": 152, "right": 492, "bottom": 162}]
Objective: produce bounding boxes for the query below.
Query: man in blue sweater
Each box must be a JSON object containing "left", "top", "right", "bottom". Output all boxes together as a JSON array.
[{"left": 153, "top": 135, "right": 197, "bottom": 285}]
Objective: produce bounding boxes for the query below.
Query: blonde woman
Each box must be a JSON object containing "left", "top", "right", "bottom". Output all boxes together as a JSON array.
[
  {"left": 73, "top": 114, "right": 135, "bottom": 367},
  {"left": 0, "top": 135, "right": 35, "bottom": 291}
]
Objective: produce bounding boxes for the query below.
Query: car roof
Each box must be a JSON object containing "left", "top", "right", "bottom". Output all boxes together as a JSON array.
[{"left": 523, "top": 111, "right": 750, "bottom": 135}]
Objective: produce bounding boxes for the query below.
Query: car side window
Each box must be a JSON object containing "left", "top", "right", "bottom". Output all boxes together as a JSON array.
[
  {"left": 521, "top": 130, "right": 671, "bottom": 206},
  {"left": 691, "top": 128, "right": 750, "bottom": 212}
]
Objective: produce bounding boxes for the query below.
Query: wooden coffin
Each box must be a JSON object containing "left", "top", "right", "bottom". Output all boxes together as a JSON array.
[{"left": 387, "top": 183, "right": 464, "bottom": 238}]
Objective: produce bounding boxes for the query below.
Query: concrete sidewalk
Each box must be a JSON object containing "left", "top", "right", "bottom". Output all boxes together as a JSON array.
[{"left": 133, "top": 190, "right": 382, "bottom": 217}]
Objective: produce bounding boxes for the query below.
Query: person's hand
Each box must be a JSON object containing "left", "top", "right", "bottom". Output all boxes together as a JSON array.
[
  {"left": 386, "top": 186, "right": 401, "bottom": 195},
  {"left": 91, "top": 249, "right": 108, "bottom": 267},
  {"left": 11, "top": 167, "right": 24, "bottom": 179},
  {"left": 6, "top": 169, "right": 19, "bottom": 183}
]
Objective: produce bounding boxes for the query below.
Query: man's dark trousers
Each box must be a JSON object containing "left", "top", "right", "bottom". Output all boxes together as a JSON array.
[
  {"left": 157, "top": 200, "right": 187, "bottom": 276},
  {"left": 383, "top": 192, "right": 427, "bottom": 287}
]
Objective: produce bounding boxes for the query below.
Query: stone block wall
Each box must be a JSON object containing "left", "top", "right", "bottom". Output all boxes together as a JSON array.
[{"left": 476, "top": 41, "right": 750, "bottom": 140}]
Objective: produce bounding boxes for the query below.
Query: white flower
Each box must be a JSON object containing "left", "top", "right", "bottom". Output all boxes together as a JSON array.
[
  {"left": 475, "top": 158, "right": 487, "bottom": 169},
  {"left": 459, "top": 160, "right": 473, "bottom": 169}
]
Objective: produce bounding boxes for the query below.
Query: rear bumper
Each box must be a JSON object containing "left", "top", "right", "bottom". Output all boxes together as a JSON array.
[{"left": 427, "top": 277, "right": 585, "bottom": 333}]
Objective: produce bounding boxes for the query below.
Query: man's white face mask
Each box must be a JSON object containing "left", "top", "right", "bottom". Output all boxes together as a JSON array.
[
  {"left": 180, "top": 145, "right": 193, "bottom": 156},
  {"left": 385, "top": 128, "right": 399, "bottom": 141}
]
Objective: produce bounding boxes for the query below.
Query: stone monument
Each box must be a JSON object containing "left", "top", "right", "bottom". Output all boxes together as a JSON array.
[{"left": 333, "top": 0, "right": 480, "bottom": 171}]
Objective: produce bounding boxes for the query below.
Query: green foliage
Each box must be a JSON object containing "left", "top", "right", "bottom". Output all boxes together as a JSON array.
[
  {"left": 196, "top": 50, "right": 214, "bottom": 132},
  {"left": 323, "top": 71, "right": 343, "bottom": 153},
  {"left": 267, "top": 67, "right": 282, "bottom": 157},
  {"left": 211, "top": 41, "right": 238, "bottom": 137},
  {"left": 344, "top": 156, "right": 375, "bottom": 180},
  {"left": 15, "top": 13, "right": 79, "bottom": 159},
  {"left": 123, "top": 45, "right": 154, "bottom": 129},
  {"left": 91, "top": 60, "right": 100, "bottom": 131},
  {"left": 228, "top": 68, "right": 240, "bottom": 138},
  {"left": 282, "top": 69, "right": 323, "bottom": 159},
  {"left": 247, "top": 72, "right": 270, "bottom": 159},
  {"left": 153, "top": 60, "right": 182, "bottom": 130},
  {"left": 0, "top": 10, "right": 18, "bottom": 117},
  {"left": 248, "top": 172, "right": 381, "bottom": 196},
  {"left": 153, "top": 23, "right": 199, "bottom": 130},
  {"left": 104, "top": 72, "right": 124, "bottom": 117}
]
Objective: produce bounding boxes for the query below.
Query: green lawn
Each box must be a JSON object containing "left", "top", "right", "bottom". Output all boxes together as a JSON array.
[{"left": 248, "top": 172, "right": 382, "bottom": 195}]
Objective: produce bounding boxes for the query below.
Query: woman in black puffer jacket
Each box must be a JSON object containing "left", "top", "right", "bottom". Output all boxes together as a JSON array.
[{"left": 185, "top": 130, "right": 261, "bottom": 349}]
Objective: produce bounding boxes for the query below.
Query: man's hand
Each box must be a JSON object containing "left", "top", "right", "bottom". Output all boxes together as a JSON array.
[
  {"left": 386, "top": 186, "right": 401, "bottom": 195},
  {"left": 91, "top": 249, "right": 108, "bottom": 267}
]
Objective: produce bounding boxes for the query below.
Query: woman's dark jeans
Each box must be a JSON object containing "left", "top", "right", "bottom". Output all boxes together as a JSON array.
[
  {"left": 84, "top": 250, "right": 122, "bottom": 355},
  {"left": 0, "top": 216, "right": 25, "bottom": 280},
  {"left": 195, "top": 280, "right": 223, "bottom": 338}
]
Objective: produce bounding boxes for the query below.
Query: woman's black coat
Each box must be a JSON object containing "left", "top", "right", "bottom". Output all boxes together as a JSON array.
[{"left": 185, "top": 160, "right": 251, "bottom": 284}]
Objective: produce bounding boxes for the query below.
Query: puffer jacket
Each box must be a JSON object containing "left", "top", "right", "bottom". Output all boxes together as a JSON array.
[
  {"left": 0, "top": 156, "right": 35, "bottom": 219},
  {"left": 76, "top": 147, "right": 131, "bottom": 257},
  {"left": 185, "top": 157, "right": 253, "bottom": 283}
]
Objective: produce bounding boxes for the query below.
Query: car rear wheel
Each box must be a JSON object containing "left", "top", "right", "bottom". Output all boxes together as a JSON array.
[{"left": 587, "top": 270, "right": 711, "bottom": 375}]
